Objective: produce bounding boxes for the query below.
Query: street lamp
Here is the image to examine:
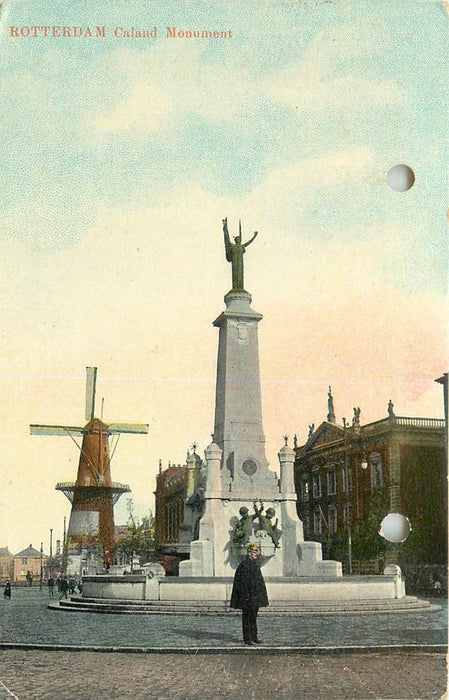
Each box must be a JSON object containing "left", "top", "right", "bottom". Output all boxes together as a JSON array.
[
  {"left": 39, "top": 542, "right": 43, "bottom": 590},
  {"left": 347, "top": 455, "right": 369, "bottom": 574},
  {"left": 127, "top": 498, "right": 136, "bottom": 573},
  {"left": 49, "top": 528, "right": 53, "bottom": 578}
]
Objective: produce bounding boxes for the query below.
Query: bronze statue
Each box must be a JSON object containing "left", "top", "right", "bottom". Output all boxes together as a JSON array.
[
  {"left": 232, "top": 506, "right": 256, "bottom": 546},
  {"left": 253, "top": 501, "right": 282, "bottom": 548},
  {"left": 223, "top": 218, "right": 258, "bottom": 291}
]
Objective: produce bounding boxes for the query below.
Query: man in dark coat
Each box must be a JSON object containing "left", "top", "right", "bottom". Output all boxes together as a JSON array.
[
  {"left": 59, "top": 575, "right": 69, "bottom": 600},
  {"left": 230, "top": 543, "right": 269, "bottom": 645}
]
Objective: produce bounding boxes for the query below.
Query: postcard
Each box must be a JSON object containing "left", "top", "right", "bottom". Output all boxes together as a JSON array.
[{"left": 0, "top": 0, "right": 447, "bottom": 697}]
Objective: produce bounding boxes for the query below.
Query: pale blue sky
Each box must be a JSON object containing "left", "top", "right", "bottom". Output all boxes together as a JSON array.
[{"left": 2, "top": 1, "right": 447, "bottom": 288}]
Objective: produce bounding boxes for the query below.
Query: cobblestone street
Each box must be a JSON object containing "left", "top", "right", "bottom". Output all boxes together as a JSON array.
[
  {"left": 0, "top": 588, "right": 447, "bottom": 699},
  {"left": 0, "top": 589, "right": 447, "bottom": 649},
  {"left": 0, "top": 649, "right": 446, "bottom": 699}
]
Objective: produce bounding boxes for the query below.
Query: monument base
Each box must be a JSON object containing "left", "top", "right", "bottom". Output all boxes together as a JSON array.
[
  {"left": 68, "top": 567, "right": 422, "bottom": 615},
  {"left": 179, "top": 536, "right": 342, "bottom": 579}
]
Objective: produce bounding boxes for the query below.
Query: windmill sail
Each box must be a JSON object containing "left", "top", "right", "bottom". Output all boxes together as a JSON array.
[
  {"left": 30, "top": 424, "right": 84, "bottom": 436},
  {"left": 85, "top": 366, "right": 97, "bottom": 422},
  {"left": 108, "top": 423, "right": 149, "bottom": 434}
]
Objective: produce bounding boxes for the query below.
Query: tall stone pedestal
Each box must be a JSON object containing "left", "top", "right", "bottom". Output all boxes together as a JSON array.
[{"left": 180, "top": 291, "right": 341, "bottom": 578}]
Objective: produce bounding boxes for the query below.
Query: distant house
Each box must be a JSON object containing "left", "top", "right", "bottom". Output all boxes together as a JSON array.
[
  {"left": 0, "top": 547, "right": 13, "bottom": 581},
  {"left": 13, "top": 544, "right": 46, "bottom": 583}
]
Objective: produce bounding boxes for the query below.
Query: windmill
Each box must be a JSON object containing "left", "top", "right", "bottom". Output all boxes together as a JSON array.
[{"left": 30, "top": 367, "right": 149, "bottom": 568}]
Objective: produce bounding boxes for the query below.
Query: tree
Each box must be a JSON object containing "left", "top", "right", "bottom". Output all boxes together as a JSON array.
[
  {"left": 115, "top": 500, "right": 155, "bottom": 568},
  {"left": 352, "top": 489, "right": 389, "bottom": 561},
  {"left": 322, "top": 531, "right": 346, "bottom": 562}
]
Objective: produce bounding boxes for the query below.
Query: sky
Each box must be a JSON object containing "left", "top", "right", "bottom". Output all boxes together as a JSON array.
[{"left": 0, "top": 0, "right": 447, "bottom": 555}]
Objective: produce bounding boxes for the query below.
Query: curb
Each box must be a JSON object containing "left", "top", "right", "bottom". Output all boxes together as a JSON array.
[
  {"left": 0, "top": 643, "right": 446, "bottom": 655},
  {"left": 48, "top": 601, "right": 443, "bottom": 616}
]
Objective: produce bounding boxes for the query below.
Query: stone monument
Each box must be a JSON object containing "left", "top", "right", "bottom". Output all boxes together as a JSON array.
[
  {"left": 180, "top": 220, "right": 341, "bottom": 578},
  {"left": 71, "top": 219, "right": 409, "bottom": 610}
]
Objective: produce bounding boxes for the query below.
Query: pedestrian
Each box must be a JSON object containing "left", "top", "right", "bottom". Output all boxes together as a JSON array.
[
  {"left": 47, "top": 576, "right": 55, "bottom": 597},
  {"left": 59, "top": 575, "right": 69, "bottom": 600},
  {"left": 230, "top": 543, "right": 269, "bottom": 645},
  {"left": 68, "top": 577, "right": 75, "bottom": 594},
  {"left": 434, "top": 579, "right": 442, "bottom": 595},
  {"left": 3, "top": 580, "right": 11, "bottom": 600}
]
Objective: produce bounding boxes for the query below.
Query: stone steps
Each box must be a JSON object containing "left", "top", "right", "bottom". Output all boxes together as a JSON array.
[{"left": 49, "top": 596, "right": 439, "bottom": 616}]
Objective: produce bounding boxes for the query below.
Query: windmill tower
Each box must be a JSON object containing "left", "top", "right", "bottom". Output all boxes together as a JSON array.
[{"left": 30, "top": 367, "right": 149, "bottom": 566}]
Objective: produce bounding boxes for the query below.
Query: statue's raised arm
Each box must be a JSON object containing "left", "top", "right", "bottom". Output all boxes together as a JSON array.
[
  {"left": 223, "top": 218, "right": 232, "bottom": 262},
  {"left": 243, "top": 231, "right": 258, "bottom": 249},
  {"left": 221, "top": 218, "right": 258, "bottom": 292}
]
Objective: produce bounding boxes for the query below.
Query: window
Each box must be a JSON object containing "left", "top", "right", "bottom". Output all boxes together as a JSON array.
[
  {"left": 328, "top": 506, "right": 337, "bottom": 533},
  {"left": 312, "top": 474, "right": 321, "bottom": 498},
  {"left": 343, "top": 503, "right": 352, "bottom": 524},
  {"left": 327, "top": 471, "right": 336, "bottom": 495},
  {"left": 21, "top": 557, "right": 27, "bottom": 564},
  {"left": 370, "top": 452, "right": 383, "bottom": 491},
  {"left": 300, "top": 480, "right": 309, "bottom": 502},
  {"left": 313, "top": 510, "right": 322, "bottom": 536},
  {"left": 342, "top": 464, "right": 351, "bottom": 493}
]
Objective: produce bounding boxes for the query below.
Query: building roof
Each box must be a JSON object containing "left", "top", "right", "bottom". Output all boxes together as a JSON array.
[
  {"left": 14, "top": 544, "right": 42, "bottom": 557},
  {"left": 296, "top": 416, "right": 445, "bottom": 459},
  {"left": 0, "top": 547, "right": 12, "bottom": 557}
]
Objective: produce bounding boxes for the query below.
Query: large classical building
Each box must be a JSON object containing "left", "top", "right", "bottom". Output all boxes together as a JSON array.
[{"left": 294, "top": 389, "right": 446, "bottom": 588}]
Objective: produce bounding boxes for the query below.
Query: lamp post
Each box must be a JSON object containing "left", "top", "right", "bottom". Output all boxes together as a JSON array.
[
  {"left": 39, "top": 542, "right": 43, "bottom": 590},
  {"left": 49, "top": 528, "right": 53, "bottom": 578},
  {"left": 347, "top": 448, "right": 368, "bottom": 575},
  {"left": 347, "top": 524, "right": 352, "bottom": 574}
]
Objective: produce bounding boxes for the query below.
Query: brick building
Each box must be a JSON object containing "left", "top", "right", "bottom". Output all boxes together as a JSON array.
[
  {"left": 294, "top": 391, "right": 446, "bottom": 587},
  {"left": 154, "top": 449, "right": 205, "bottom": 571}
]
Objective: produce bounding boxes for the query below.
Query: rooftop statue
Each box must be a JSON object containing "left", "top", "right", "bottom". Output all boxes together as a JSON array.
[
  {"left": 327, "top": 385, "right": 336, "bottom": 423},
  {"left": 222, "top": 217, "right": 258, "bottom": 292},
  {"left": 352, "top": 406, "right": 361, "bottom": 427}
]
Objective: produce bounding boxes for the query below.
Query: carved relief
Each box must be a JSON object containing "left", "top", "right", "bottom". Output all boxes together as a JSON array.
[{"left": 237, "top": 323, "right": 249, "bottom": 344}]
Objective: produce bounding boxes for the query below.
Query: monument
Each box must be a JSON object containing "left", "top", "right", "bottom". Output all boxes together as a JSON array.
[
  {"left": 179, "top": 219, "right": 341, "bottom": 578},
  {"left": 68, "top": 219, "right": 414, "bottom": 611}
]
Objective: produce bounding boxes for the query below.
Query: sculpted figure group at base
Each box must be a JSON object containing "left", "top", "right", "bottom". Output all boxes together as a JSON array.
[
  {"left": 253, "top": 501, "right": 282, "bottom": 549},
  {"left": 232, "top": 500, "right": 282, "bottom": 549},
  {"left": 232, "top": 506, "right": 256, "bottom": 547}
]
